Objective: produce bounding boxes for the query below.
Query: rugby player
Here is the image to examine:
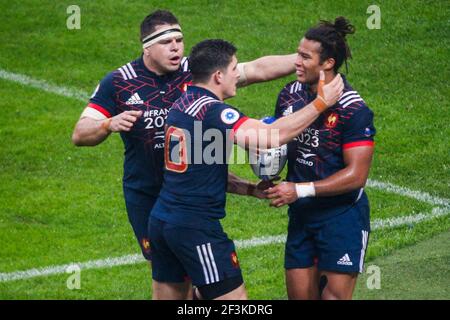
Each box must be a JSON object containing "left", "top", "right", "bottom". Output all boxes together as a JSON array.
[
  {"left": 149, "top": 39, "right": 344, "bottom": 300},
  {"left": 266, "top": 17, "right": 376, "bottom": 300}
]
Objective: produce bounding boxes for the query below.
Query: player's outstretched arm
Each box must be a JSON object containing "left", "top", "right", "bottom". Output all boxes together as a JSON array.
[
  {"left": 234, "top": 72, "right": 344, "bottom": 149},
  {"left": 72, "top": 108, "right": 142, "bottom": 146},
  {"left": 238, "top": 53, "right": 296, "bottom": 87},
  {"left": 265, "top": 146, "right": 374, "bottom": 207}
]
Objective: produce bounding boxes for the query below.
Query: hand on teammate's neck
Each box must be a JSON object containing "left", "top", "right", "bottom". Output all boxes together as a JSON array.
[{"left": 310, "top": 70, "right": 336, "bottom": 94}]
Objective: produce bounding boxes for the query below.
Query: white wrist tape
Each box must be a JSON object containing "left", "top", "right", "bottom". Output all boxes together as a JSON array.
[{"left": 295, "top": 182, "right": 316, "bottom": 198}]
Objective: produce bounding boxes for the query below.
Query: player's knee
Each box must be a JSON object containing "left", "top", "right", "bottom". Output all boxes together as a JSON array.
[
  {"left": 321, "top": 283, "right": 353, "bottom": 300},
  {"left": 226, "top": 284, "right": 247, "bottom": 300},
  {"left": 152, "top": 280, "right": 192, "bottom": 300},
  {"left": 321, "top": 287, "right": 345, "bottom": 300},
  {"left": 197, "top": 275, "right": 244, "bottom": 300}
]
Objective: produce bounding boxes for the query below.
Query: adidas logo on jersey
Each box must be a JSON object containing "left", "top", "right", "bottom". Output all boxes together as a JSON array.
[
  {"left": 282, "top": 105, "right": 293, "bottom": 116},
  {"left": 126, "top": 93, "right": 144, "bottom": 105},
  {"left": 337, "top": 254, "right": 353, "bottom": 266}
]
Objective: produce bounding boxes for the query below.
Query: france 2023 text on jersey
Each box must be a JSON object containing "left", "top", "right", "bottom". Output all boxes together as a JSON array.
[
  {"left": 274, "top": 75, "right": 376, "bottom": 222},
  {"left": 88, "top": 56, "right": 191, "bottom": 204}
]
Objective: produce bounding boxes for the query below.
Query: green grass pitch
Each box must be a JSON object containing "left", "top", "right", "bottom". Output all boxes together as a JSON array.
[{"left": 0, "top": 0, "right": 448, "bottom": 299}]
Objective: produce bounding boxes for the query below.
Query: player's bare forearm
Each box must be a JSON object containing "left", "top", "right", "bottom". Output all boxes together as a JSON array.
[
  {"left": 243, "top": 54, "right": 296, "bottom": 86},
  {"left": 72, "top": 109, "right": 142, "bottom": 146},
  {"left": 266, "top": 168, "right": 371, "bottom": 207},
  {"left": 72, "top": 117, "right": 111, "bottom": 146},
  {"left": 313, "top": 146, "right": 374, "bottom": 196},
  {"left": 227, "top": 172, "right": 267, "bottom": 199},
  {"left": 313, "top": 166, "right": 368, "bottom": 197},
  {"left": 235, "top": 104, "right": 319, "bottom": 150},
  {"left": 227, "top": 172, "right": 253, "bottom": 195}
]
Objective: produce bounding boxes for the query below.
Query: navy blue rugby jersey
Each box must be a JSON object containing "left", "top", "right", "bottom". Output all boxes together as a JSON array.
[
  {"left": 152, "top": 86, "right": 248, "bottom": 230},
  {"left": 274, "top": 75, "right": 376, "bottom": 221},
  {"left": 88, "top": 56, "right": 192, "bottom": 200}
]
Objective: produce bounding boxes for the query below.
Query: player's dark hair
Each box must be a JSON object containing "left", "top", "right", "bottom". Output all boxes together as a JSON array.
[
  {"left": 189, "top": 39, "right": 237, "bottom": 83},
  {"left": 140, "top": 10, "right": 179, "bottom": 41},
  {"left": 305, "top": 16, "right": 355, "bottom": 73}
]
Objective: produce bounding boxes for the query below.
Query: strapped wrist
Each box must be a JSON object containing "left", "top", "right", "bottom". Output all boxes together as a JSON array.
[
  {"left": 101, "top": 118, "right": 112, "bottom": 132},
  {"left": 295, "top": 182, "right": 316, "bottom": 198},
  {"left": 313, "top": 95, "right": 328, "bottom": 112}
]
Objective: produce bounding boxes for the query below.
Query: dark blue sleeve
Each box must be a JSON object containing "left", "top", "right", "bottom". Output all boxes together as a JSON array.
[
  {"left": 205, "top": 103, "right": 248, "bottom": 134},
  {"left": 342, "top": 106, "right": 376, "bottom": 149},
  {"left": 88, "top": 72, "right": 117, "bottom": 118}
]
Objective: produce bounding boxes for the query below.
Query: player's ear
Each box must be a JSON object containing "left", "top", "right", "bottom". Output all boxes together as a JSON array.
[
  {"left": 143, "top": 47, "right": 151, "bottom": 57},
  {"left": 323, "top": 58, "right": 335, "bottom": 72},
  {"left": 213, "top": 70, "right": 223, "bottom": 85}
]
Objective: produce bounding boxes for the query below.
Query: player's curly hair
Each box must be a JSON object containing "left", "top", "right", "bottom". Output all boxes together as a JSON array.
[{"left": 305, "top": 16, "right": 355, "bottom": 73}]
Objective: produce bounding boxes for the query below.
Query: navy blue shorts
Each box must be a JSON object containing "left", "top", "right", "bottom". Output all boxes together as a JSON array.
[
  {"left": 285, "top": 201, "right": 370, "bottom": 273},
  {"left": 125, "top": 195, "right": 157, "bottom": 261},
  {"left": 149, "top": 217, "right": 242, "bottom": 286}
]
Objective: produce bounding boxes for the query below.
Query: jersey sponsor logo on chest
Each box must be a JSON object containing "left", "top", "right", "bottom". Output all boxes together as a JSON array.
[
  {"left": 282, "top": 105, "right": 293, "bottom": 116},
  {"left": 324, "top": 112, "right": 339, "bottom": 129},
  {"left": 125, "top": 92, "right": 144, "bottom": 105}
]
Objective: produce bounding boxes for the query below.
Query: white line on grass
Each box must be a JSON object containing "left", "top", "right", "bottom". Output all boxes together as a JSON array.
[
  {"left": 367, "top": 179, "right": 449, "bottom": 207},
  {"left": 371, "top": 206, "right": 449, "bottom": 230},
  {"left": 0, "top": 69, "right": 88, "bottom": 102},
  {"left": 1, "top": 207, "right": 448, "bottom": 283},
  {"left": 0, "top": 255, "right": 143, "bottom": 283}
]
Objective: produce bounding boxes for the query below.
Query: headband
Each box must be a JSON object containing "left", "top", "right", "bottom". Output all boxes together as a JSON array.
[{"left": 142, "top": 27, "right": 183, "bottom": 49}]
